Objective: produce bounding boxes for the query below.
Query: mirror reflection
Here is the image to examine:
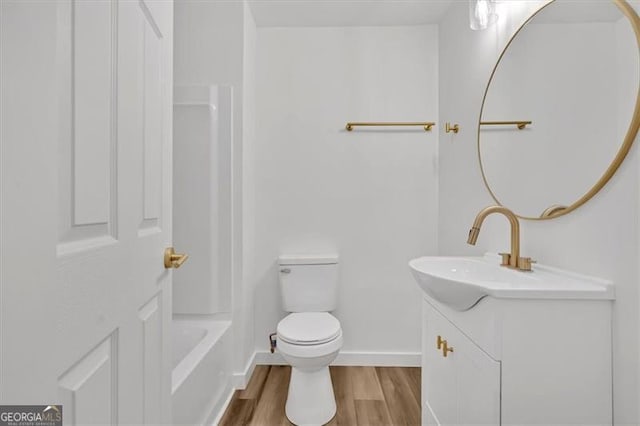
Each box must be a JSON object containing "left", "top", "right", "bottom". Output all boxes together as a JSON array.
[{"left": 479, "top": 0, "right": 639, "bottom": 219}]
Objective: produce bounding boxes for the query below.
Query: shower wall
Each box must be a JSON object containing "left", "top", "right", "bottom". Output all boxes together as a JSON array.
[{"left": 173, "top": 86, "right": 233, "bottom": 314}]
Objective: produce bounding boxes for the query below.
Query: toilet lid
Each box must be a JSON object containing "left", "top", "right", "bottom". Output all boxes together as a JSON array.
[{"left": 277, "top": 312, "right": 341, "bottom": 345}]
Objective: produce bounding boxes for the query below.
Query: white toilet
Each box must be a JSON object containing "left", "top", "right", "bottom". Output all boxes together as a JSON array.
[{"left": 276, "top": 255, "right": 343, "bottom": 426}]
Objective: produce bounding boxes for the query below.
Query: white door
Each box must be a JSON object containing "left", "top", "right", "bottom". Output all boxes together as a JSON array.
[{"left": 1, "top": 1, "right": 174, "bottom": 424}]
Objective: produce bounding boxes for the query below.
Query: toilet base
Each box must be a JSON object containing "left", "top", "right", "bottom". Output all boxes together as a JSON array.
[{"left": 285, "top": 366, "right": 336, "bottom": 425}]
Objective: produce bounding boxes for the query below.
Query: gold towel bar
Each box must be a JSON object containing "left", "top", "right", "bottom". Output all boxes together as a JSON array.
[
  {"left": 346, "top": 122, "right": 435, "bottom": 132},
  {"left": 480, "top": 121, "right": 532, "bottom": 129}
]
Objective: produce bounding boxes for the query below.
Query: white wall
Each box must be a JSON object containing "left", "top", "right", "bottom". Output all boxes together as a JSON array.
[
  {"left": 1, "top": 0, "right": 59, "bottom": 402},
  {"left": 438, "top": 1, "right": 640, "bottom": 422},
  {"left": 253, "top": 26, "right": 439, "bottom": 360},
  {"left": 241, "top": 1, "right": 257, "bottom": 376}
]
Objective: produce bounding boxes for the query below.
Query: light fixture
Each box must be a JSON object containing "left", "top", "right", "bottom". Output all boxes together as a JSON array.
[{"left": 469, "top": 0, "right": 498, "bottom": 31}]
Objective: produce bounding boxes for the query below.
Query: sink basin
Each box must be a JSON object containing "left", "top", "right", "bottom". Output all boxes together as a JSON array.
[{"left": 409, "top": 254, "right": 614, "bottom": 311}]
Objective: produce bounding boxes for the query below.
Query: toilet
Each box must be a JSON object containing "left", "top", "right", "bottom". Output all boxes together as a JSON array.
[{"left": 276, "top": 255, "right": 343, "bottom": 426}]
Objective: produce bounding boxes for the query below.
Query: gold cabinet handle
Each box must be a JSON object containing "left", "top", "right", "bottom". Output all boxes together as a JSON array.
[
  {"left": 164, "top": 247, "right": 189, "bottom": 269},
  {"left": 442, "top": 340, "right": 454, "bottom": 358},
  {"left": 437, "top": 335, "right": 444, "bottom": 350}
]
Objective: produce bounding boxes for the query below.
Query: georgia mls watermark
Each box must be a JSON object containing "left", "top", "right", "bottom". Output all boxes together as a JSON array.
[{"left": 0, "top": 406, "right": 62, "bottom": 426}]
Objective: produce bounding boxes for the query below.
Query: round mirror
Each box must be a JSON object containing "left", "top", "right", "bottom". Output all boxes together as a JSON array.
[{"left": 478, "top": 0, "right": 640, "bottom": 219}]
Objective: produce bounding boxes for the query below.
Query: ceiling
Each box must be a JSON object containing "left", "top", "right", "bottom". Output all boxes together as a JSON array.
[{"left": 248, "top": 0, "right": 455, "bottom": 27}]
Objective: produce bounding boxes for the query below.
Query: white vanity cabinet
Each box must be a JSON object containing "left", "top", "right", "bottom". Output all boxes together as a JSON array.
[
  {"left": 421, "top": 295, "right": 613, "bottom": 425},
  {"left": 423, "top": 299, "right": 500, "bottom": 424}
]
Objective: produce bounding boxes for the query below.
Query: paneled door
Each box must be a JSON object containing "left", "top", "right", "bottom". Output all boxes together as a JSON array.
[{"left": 1, "top": 1, "right": 174, "bottom": 424}]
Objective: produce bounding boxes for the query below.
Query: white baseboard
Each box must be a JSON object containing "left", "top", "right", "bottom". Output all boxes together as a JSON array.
[
  {"left": 254, "top": 350, "right": 421, "bottom": 367},
  {"left": 335, "top": 351, "right": 421, "bottom": 366},
  {"left": 232, "top": 351, "right": 257, "bottom": 389},
  {"left": 254, "top": 350, "right": 287, "bottom": 365}
]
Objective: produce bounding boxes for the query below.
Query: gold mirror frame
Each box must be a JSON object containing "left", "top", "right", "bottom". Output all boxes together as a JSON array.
[{"left": 477, "top": 0, "right": 640, "bottom": 220}]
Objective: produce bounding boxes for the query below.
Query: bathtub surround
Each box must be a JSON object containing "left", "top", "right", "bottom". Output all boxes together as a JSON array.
[
  {"left": 173, "top": 86, "right": 233, "bottom": 315},
  {"left": 174, "top": 1, "right": 258, "bottom": 421},
  {"left": 438, "top": 1, "right": 640, "bottom": 423},
  {"left": 171, "top": 85, "right": 236, "bottom": 424}
]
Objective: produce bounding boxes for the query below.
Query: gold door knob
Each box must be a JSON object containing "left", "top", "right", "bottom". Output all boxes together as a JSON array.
[
  {"left": 437, "top": 335, "right": 444, "bottom": 350},
  {"left": 442, "top": 340, "right": 454, "bottom": 358},
  {"left": 164, "top": 247, "right": 189, "bottom": 269}
]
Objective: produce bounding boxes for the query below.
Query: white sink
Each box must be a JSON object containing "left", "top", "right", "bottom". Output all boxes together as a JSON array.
[{"left": 409, "top": 254, "right": 614, "bottom": 311}]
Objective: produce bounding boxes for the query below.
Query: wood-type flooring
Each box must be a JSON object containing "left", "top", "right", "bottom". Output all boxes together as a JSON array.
[{"left": 219, "top": 366, "right": 421, "bottom": 426}]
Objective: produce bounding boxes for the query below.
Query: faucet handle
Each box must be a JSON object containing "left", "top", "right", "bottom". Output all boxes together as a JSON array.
[
  {"left": 498, "top": 252, "right": 511, "bottom": 266},
  {"left": 518, "top": 257, "right": 536, "bottom": 271}
]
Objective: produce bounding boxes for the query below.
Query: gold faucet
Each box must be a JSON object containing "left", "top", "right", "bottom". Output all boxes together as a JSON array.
[{"left": 467, "top": 205, "right": 535, "bottom": 272}]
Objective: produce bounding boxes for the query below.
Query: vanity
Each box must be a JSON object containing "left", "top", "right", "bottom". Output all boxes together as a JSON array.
[
  {"left": 411, "top": 254, "right": 614, "bottom": 425},
  {"left": 407, "top": 0, "right": 640, "bottom": 421},
  {"left": 410, "top": 0, "right": 640, "bottom": 422}
]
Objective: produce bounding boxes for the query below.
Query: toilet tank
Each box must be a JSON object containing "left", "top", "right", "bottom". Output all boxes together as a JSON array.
[{"left": 278, "top": 255, "right": 339, "bottom": 312}]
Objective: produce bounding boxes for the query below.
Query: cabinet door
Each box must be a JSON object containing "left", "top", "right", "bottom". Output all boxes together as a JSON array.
[
  {"left": 454, "top": 325, "right": 501, "bottom": 424},
  {"left": 423, "top": 300, "right": 501, "bottom": 425},
  {"left": 423, "top": 300, "right": 456, "bottom": 425}
]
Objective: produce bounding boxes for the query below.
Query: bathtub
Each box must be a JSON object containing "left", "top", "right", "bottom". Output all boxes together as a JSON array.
[{"left": 171, "top": 316, "right": 232, "bottom": 425}]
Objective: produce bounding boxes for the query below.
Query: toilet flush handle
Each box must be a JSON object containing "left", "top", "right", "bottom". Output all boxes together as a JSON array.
[{"left": 280, "top": 268, "right": 291, "bottom": 274}]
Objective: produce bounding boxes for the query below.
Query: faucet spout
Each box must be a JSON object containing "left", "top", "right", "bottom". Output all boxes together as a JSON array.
[
  {"left": 467, "top": 205, "right": 523, "bottom": 270},
  {"left": 467, "top": 226, "right": 480, "bottom": 245}
]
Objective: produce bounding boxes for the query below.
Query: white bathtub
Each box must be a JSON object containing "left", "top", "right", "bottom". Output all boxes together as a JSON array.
[{"left": 171, "top": 316, "right": 232, "bottom": 425}]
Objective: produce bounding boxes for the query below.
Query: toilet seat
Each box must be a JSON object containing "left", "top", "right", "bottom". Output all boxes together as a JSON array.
[
  {"left": 277, "top": 329, "right": 343, "bottom": 360},
  {"left": 277, "top": 312, "right": 341, "bottom": 346}
]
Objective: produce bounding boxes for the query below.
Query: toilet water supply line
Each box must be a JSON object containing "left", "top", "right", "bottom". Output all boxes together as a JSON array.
[{"left": 269, "top": 333, "right": 277, "bottom": 353}]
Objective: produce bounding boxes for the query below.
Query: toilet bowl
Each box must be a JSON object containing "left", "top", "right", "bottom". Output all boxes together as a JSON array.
[{"left": 277, "top": 312, "right": 343, "bottom": 425}]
